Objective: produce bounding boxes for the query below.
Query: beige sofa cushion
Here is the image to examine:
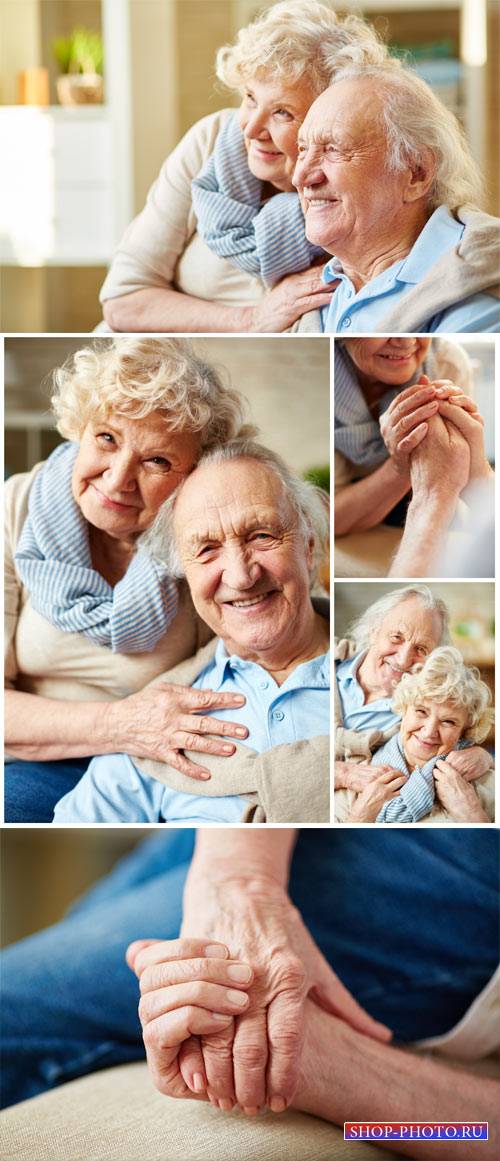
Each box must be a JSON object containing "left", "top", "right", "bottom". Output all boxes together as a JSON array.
[{"left": 0, "top": 1061, "right": 400, "bottom": 1161}]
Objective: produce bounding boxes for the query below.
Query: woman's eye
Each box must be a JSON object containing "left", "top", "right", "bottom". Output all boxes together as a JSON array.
[
  {"left": 251, "top": 532, "right": 274, "bottom": 542},
  {"left": 275, "top": 108, "right": 293, "bottom": 119},
  {"left": 415, "top": 709, "right": 427, "bottom": 717},
  {"left": 96, "top": 432, "right": 115, "bottom": 445},
  {"left": 147, "top": 457, "right": 172, "bottom": 470},
  {"left": 244, "top": 92, "right": 256, "bottom": 107}
]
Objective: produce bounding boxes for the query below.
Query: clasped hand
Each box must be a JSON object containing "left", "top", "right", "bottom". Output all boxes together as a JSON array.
[
  {"left": 379, "top": 375, "right": 488, "bottom": 496},
  {"left": 127, "top": 878, "right": 390, "bottom": 1115}
]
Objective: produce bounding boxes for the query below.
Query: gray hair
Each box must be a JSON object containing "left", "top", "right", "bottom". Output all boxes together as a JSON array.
[
  {"left": 392, "top": 646, "right": 493, "bottom": 744},
  {"left": 216, "top": 1, "right": 389, "bottom": 97},
  {"left": 51, "top": 337, "right": 253, "bottom": 448},
  {"left": 330, "top": 63, "right": 484, "bottom": 210},
  {"left": 142, "top": 437, "right": 329, "bottom": 586},
  {"left": 347, "top": 585, "right": 449, "bottom": 651}
]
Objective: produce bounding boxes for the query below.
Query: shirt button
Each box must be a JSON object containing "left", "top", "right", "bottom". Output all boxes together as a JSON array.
[
  {"left": 273, "top": 710, "right": 285, "bottom": 722},
  {"left": 259, "top": 679, "right": 269, "bottom": 690},
  {"left": 342, "top": 317, "right": 351, "bottom": 328}
]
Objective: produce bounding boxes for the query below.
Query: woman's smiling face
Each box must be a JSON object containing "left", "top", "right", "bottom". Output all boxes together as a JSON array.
[
  {"left": 401, "top": 698, "right": 468, "bottom": 769},
  {"left": 72, "top": 412, "right": 200, "bottom": 540},
  {"left": 239, "top": 76, "right": 317, "bottom": 192},
  {"left": 346, "top": 338, "right": 432, "bottom": 386}
]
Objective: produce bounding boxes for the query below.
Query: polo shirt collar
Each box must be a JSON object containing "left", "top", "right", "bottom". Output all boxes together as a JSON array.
[
  {"left": 323, "top": 205, "right": 463, "bottom": 289},
  {"left": 212, "top": 638, "right": 330, "bottom": 689},
  {"left": 394, "top": 206, "right": 464, "bottom": 285}
]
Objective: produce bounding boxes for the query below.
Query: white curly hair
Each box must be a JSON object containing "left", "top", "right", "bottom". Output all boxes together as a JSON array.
[
  {"left": 50, "top": 337, "right": 252, "bottom": 450},
  {"left": 392, "top": 646, "right": 494, "bottom": 744},
  {"left": 216, "top": 0, "right": 389, "bottom": 96}
]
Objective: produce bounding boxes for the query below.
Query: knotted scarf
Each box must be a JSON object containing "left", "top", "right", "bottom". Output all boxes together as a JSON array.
[
  {"left": 373, "top": 731, "right": 471, "bottom": 823},
  {"left": 191, "top": 111, "right": 323, "bottom": 288},
  {"left": 15, "top": 442, "right": 179, "bottom": 654}
]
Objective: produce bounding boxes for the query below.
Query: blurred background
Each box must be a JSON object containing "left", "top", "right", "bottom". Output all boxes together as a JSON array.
[
  {"left": 4, "top": 334, "right": 329, "bottom": 476},
  {"left": 1, "top": 827, "right": 155, "bottom": 946},
  {"left": 335, "top": 578, "right": 495, "bottom": 745},
  {"left": 1, "top": 0, "right": 498, "bottom": 332}
]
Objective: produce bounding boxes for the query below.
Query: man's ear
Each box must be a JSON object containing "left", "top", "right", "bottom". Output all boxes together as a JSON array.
[{"left": 402, "top": 147, "right": 437, "bottom": 204}]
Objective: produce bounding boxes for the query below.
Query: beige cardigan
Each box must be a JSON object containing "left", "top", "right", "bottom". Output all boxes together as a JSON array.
[
  {"left": 100, "top": 110, "right": 265, "bottom": 309},
  {"left": 293, "top": 206, "right": 500, "bottom": 333},
  {"left": 334, "top": 638, "right": 495, "bottom": 824},
  {"left": 4, "top": 466, "right": 210, "bottom": 704},
  {"left": 132, "top": 639, "right": 330, "bottom": 824}
]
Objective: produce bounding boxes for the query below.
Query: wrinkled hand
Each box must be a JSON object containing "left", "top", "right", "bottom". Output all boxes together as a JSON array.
[
  {"left": 106, "top": 683, "right": 248, "bottom": 780},
  {"left": 435, "top": 400, "right": 491, "bottom": 484},
  {"left": 348, "top": 769, "right": 408, "bottom": 822},
  {"left": 446, "top": 746, "right": 492, "bottom": 782},
  {"left": 127, "top": 938, "right": 252, "bottom": 1102},
  {"left": 408, "top": 410, "right": 471, "bottom": 500},
  {"left": 433, "top": 759, "right": 489, "bottom": 821},
  {"left": 133, "top": 873, "right": 391, "bottom": 1115},
  {"left": 335, "top": 761, "right": 396, "bottom": 793},
  {"left": 249, "top": 266, "right": 336, "bottom": 332},
  {"left": 380, "top": 376, "right": 479, "bottom": 474}
]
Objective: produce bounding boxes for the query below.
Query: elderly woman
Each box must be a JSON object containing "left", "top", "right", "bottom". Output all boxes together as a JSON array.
[
  {"left": 345, "top": 647, "right": 494, "bottom": 824},
  {"left": 4, "top": 338, "right": 252, "bottom": 822},
  {"left": 294, "top": 65, "right": 500, "bottom": 334},
  {"left": 100, "top": 1, "right": 388, "bottom": 334},
  {"left": 334, "top": 336, "right": 493, "bottom": 538}
]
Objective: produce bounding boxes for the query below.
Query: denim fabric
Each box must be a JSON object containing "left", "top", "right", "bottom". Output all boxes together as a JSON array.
[
  {"left": 4, "top": 758, "right": 91, "bottom": 822},
  {"left": 1, "top": 829, "right": 498, "bottom": 1108}
]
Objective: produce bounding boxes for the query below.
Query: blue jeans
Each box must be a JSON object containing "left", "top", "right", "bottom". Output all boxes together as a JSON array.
[
  {"left": 4, "top": 758, "right": 90, "bottom": 822},
  {"left": 1, "top": 828, "right": 498, "bottom": 1108}
]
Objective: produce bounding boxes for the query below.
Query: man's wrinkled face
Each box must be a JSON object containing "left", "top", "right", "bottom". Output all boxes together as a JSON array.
[
  {"left": 401, "top": 699, "right": 468, "bottom": 768},
  {"left": 173, "top": 458, "right": 314, "bottom": 661},
  {"left": 293, "top": 78, "right": 414, "bottom": 254},
  {"left": 366, "top": 597, "right": 443, "bottom": 696}
]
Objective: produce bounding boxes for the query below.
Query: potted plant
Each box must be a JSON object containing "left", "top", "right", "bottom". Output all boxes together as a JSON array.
[{"left": 53, "top": 28, "right": 104, "bottom": 105}]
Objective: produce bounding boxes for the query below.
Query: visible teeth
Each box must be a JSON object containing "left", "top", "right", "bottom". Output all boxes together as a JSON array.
[
  {"left": 308, "top": 199, "right": 333, "bottom": 206},
  {"left": 230, "top": 594, "right": 269, "bottom": 609}
]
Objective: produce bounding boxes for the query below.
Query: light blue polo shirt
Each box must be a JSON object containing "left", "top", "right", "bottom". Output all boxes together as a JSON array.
[
  {"left": 336, "top": 650, "right": 398, "bottom": 732},
  {"left": 54, "top": 639, "right": 330, "bottom": 823},
  {"left": 321, "top": 207, "right": 499, "bottom": 334}
]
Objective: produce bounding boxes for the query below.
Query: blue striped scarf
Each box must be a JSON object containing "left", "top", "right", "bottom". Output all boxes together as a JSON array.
[
  {"left": 14, "top": 442, "right": 179, "bottom": 654},
  {"left": 191, "top": 111, "right": 323, "bottom": 288},
  {"left": 334, "top": 345, "right": 437, "bottom": 467},
  {"left": 373, "top": 731, "right": 471, "bottom": 823}
]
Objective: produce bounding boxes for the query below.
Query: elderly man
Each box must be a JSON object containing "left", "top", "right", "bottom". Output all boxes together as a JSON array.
[
  {"left": 334, "top": 586, "right": 491, "bottom": 807},
  {"left": 293, "top": 66, "right": 500, "bottom": 334},
  {"left": 53, "top": 440, "right": 330, "bottom": 824}
]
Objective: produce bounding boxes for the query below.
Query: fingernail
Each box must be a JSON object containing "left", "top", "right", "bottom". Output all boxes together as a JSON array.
[
  {"left": 270, "top": 1096, "right": 287, "bottom": 1114},
  {"left": 243, "top": 1106, "right": 259, "bottom": 1117},
  {"left": 193, "top": 1072, "right": 206, "bottom": 1092},
  {"left": 219, "top": 1099, "right": 234, "bottom": 1112},
  {"left": 222, "top": 744, "right": 235, "bottom": 753},
  {"left": 234, "top": 727, "right": 247, "bottom": 737},
  {"left": 205, "top": 944, "right": 227, "bottom": 958},
  {"left": 199, "top": 772, "right": 211, "bottom": 781},
  {"left": 227, "top": 963, "right": 252, "bottom": 982},
  {"left": 226, "top": 988, "right": 249, "bottom": 1006},
  {"left": 212, "top": 1012, "right": 232, "bottom": 1021},
  {"left": 232, "top": 696, "right": 245, "bottom": 703}
]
